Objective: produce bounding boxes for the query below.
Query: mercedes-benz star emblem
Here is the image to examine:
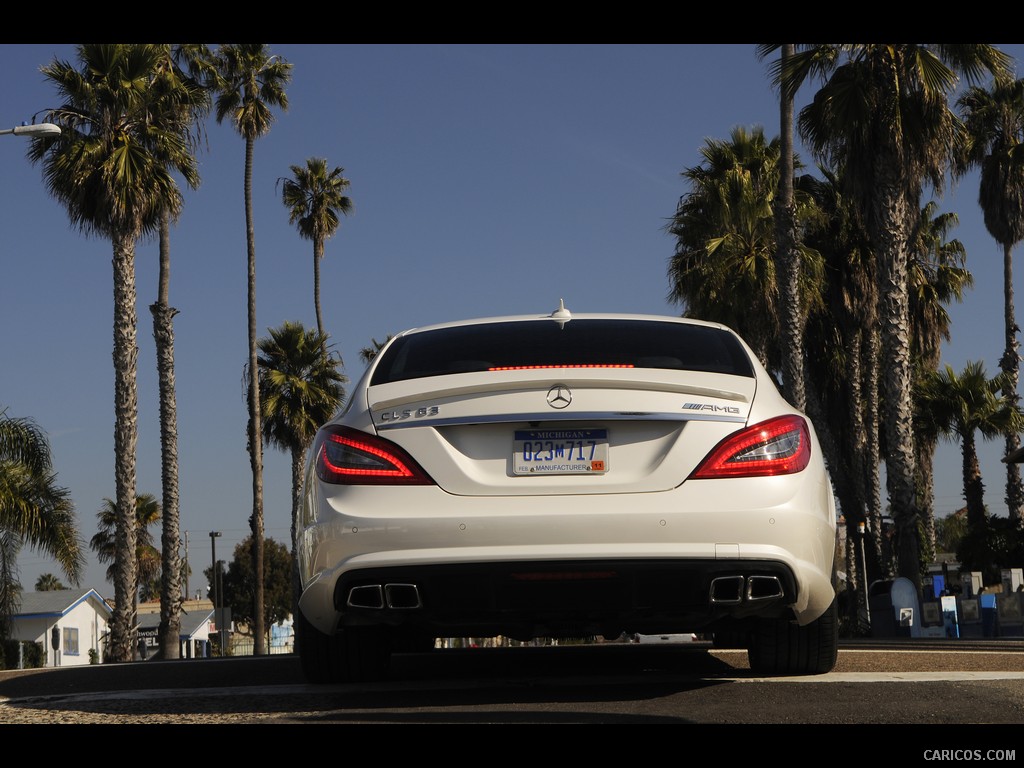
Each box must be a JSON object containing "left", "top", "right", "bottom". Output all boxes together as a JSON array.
[{"left": 546, "top": 385, "right": 572, "bottom": 409}]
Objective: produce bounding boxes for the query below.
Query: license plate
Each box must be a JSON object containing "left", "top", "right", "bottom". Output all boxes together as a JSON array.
[{"left": 512, "top": 428, "right": 608, "bottom": 475}]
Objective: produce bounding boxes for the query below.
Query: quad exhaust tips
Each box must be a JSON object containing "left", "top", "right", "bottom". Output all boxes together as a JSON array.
[
  {"left": 346, "top": 575, "right": 782, "bottom": 611},
  {"left": 709, "top": 575, "right": 784, "bottom": 605},
  {"left": 347, "top": 583, "right": 423, "bottom": 610}
]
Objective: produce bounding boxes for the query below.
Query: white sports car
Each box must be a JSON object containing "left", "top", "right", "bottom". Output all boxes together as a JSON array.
[{"left": 295, "top": 302, "right": 839, "bottom": 682}]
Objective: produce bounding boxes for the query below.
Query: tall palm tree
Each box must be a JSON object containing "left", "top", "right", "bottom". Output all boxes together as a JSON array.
[
  {"left": 801, "top": 165, "right": 892, "bottom": 627},
  {"left": 90, "top": 494, "right": 162, "bottom": 601},
  {"left": 667, "top": 125, "right": 823, "bottom": 371},
  {"left": 759, "top": 44, "right": 806, "bottom": 410},
  {"left": 916, "top": 362, "right": 1024, "bottom": 536},
  {"left": 256, "top": 321, "right": 346, "bottom": 614},
  {"left": 212, "top": 44, "right": 292, "bottom": 655},
  {"left": 956, "top": 75, "right": 1024, "bottom": 522},
  {"left": 775, "top": 43, "right": 1012, "bottom": 591},
  {"left": 30, "top": 44, "right": 198, "bottom": 661},
  {"left": 908, "top": 201, "right": 973, "bottom": 555},
  {"left": 0, "top": 411, "right": 84, "bottom": 638},
  {"left": 279, "top": 158, "right": 354, "bottom": 337},
  {"left": 149, "top": 43, "right": 212, "bottom": 660}
]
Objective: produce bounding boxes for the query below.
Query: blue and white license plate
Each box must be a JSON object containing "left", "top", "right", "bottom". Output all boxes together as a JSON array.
[{"left": 512, "top": 428, "right": 608, "bottom": 475}]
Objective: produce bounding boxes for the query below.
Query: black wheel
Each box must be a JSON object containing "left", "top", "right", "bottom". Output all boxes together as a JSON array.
[
  {"left": 296, "top": 610, "right": 392, "bottom": 684},
  {"left": 747, "top": 595, "right": 839, "bottom": 675}
]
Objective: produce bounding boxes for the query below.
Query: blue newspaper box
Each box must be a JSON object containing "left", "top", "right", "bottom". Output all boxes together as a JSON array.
[{"left": 981, "top": 593, "right": 998, "bottom": 637}]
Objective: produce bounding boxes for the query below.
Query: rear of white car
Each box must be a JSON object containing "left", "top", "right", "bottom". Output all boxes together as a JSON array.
[{"left": 295, "top": 306, "right": 838, "bottom": 682}]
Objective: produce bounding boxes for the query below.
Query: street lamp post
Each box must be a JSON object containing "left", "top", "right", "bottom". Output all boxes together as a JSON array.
[
  {"left": 210, "top": 531, "right": 221, "bottom": 656},
  {"left": 216, "top": 559, "right": 226, "bottom": 652},
  {"left": 858, "top": 521, "right": 871, "bottom": 627},
  {"left": 0, "top": 123, "right": 61, "bottom": 138}
]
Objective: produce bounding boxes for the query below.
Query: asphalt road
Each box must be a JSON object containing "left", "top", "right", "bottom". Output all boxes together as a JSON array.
[{"left": 3, "top": 639, "right": 1024, "bottom": 739}]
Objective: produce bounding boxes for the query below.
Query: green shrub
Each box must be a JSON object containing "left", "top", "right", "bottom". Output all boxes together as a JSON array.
[
  {"left": 23, "top": 641, "right": 44, "bottom": 668},
  {"left": 0, "top": 640, "right": 45, "bottom": 669}
]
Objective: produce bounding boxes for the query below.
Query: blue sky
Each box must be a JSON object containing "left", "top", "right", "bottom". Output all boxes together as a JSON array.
[{"left": 3, "top": 43, "right": 1023, "bottom": 597}]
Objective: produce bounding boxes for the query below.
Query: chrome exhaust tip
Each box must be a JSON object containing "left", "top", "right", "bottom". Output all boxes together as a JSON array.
[
  {"left": 746, "top": 575, "right": 784, "bottom": 602},
  {"left": 347, "top": 584, "right": 385, "bottom": 609},
  {"left": 346, "top": 583, "right": 423, "bottom": 609},
  {"left": 385, "top": 583, "right": 422, "bottom": 609},
  {"left": 710, "top": 575, "right": 785, "bottom": 605},
  {"left": 709, "top": 575, "right": 745, "bottom": 605}
]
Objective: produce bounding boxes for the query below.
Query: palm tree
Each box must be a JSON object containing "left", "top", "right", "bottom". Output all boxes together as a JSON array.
[
  {"left": 34, "top": 573, "right": 66, "bottom": 592},
  {"left": 279, "top": 158, "right": 354, "bottom": 337},
  {"left": 359, "top": 336, "right": 393, "bottom": 364},
  {"left": 801, "top": 166, "right": 882, "bottom": 616},
  {"left": 30, "top": 44, "right": 197, "bottom": 661},
  {"left": 256, "top": 321, "right": 346, "bottom": 613},
  {"left": 916, "top": 361, "right": 1024, "bottom": 539},
  {"left": 908, "top": 201, "right": 973, "bottom": 554},
  {"left": 212, "top": 44, "right": 292, "bottom": 655},
  {"left": 667, "top": 125, "right": 823, "bottom": 371},
  {"left": 91, "top": 494, "right": 162, "bottom": 601},
  {"left": 149, "top": 43, "right": 212, "bottom": 660},
  {"left": 956, "top": 75, "right": 1024, "bottom": 522},
  {"left": 759, "top": 44, "right": 806, "bottom": 410},
  {"left": 935, "top": 507, "right": 968, "bottom": 554},
  {"left": 0, "top": 411, "right": 84, "bottom": 638},
  {"left": 775, "top": 43, "right": 1012, "bottom": 591}
]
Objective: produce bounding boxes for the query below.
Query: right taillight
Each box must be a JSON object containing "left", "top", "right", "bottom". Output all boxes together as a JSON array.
[
  {"left": 314, "top": 425, "right": 434, "bottom": 485},
  {"left": 689, "top": 414, "right": 811, "bottom": 479}
]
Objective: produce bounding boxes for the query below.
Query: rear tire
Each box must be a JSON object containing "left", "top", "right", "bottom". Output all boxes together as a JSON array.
[
  {"left": 296, "top": 610, "right": 392, "bottom": 684},
  {"left": 747, "top": 595, "right": 838, "bottom": 675}
]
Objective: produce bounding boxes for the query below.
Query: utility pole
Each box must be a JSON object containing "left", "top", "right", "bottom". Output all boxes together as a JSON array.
[
  {"left": 210, "top": 531, "right": 221, "bottom": 654},
  {"left": 859, "top": 521, "right": 871, "bottom": 627},
  {"left": 183, "top": 531, "right": 189, "bottom": 600}
]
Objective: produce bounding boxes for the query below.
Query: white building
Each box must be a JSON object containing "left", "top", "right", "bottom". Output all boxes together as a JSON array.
[{"left": 9, "top": 589, "right": 111, "bottom": 668}]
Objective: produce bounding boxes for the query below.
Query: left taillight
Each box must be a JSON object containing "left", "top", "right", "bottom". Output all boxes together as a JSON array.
[
  {"left": 689, "top": 414, "right": 811, "bottom": 479},
  {"left": 314, "top": 425, "right": 434, "bottom": 485}
]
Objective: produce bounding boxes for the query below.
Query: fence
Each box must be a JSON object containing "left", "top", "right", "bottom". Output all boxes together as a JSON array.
[{"left": 225, "top": 636, "right": 294, "bottom": 656}]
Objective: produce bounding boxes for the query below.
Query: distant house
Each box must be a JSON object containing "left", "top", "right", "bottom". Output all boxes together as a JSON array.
[
  {"left": 9, "top": 589, "right": 112, "bottom": 668},
  {"left": 136, "top": 599, "right": 216, "bottom": 659}
]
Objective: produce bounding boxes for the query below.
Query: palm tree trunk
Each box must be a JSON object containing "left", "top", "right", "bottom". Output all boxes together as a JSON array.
[
  {"left": 963, "top": 432, "right": 987, "bottom": 531},
  {"left": 290, "top": 444, "right": 304, "bottom": 626},
  {"left": 872, "top": 172, "right": 921, "bottom": 592},
  {"left": 1002, "top": 241, "right": 1023, "bottom": 520},
  {"left": 843, "top": 330, "right": 872, "bottom": 616},
  {"left": 153, "top": 210, "right": 182, "bottom": 660},
  {"left": 916, "top": 435, "right": 938, "bottom": 556},
  {"left": 314, "top": 238, "right": 324, "bottom": 338},
  {"left": 111, "top": 230, "right": 140, "bottom": 663},
  {"left": 775, "top": 44, "right": 806, "bottom": 411},
  {"left": 864, "top": 323, "right": 888, "bottom": 576},
  {"left": 244, "top": 135, "right": 267, "bottom": 655}
]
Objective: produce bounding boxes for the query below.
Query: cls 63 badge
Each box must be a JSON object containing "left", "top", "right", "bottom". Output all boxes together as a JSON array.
[{"left": 379, "top": 406, "right": 440, "bottom": 422}]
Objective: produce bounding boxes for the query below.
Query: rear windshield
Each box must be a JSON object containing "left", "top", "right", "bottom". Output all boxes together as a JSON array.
[{"left": 370, "top": 319, "right": 755, "bottom": 385}]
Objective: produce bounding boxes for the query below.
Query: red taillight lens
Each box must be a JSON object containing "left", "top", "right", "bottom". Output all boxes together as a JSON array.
[
  {"left": 690, "top": 415, "right": 811, "bottom": 479},
  {"left": 314, "top": 426, "right": 434, "bottom": 485}
]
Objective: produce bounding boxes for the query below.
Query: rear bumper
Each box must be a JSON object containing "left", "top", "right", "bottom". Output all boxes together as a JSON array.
[
  {"left": 297, "top": 471, "right": 837, "bottom": 638},
  {"left": 298, "top": 556, "right": 832, "bottom": 641}
]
